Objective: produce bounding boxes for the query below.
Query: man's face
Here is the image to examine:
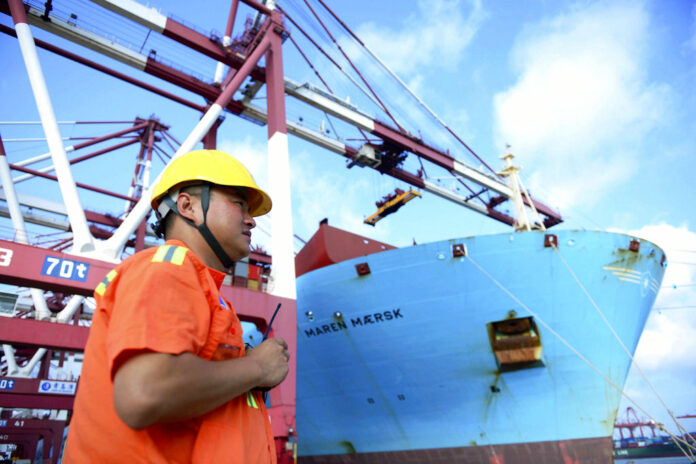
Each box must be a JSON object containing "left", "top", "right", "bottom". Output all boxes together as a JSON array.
[{"left": 205, "top": 186, "right": 256, "bottom": 262}]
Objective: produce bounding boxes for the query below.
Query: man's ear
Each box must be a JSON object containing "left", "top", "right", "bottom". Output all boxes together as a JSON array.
[{"left": 176, "top": 192, "right": 200, "bottom": 224}]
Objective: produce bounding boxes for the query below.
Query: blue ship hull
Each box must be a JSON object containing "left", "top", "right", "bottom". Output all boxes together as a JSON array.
[{"left": 295, "top": 229, "right": 665, "bottom": 462}]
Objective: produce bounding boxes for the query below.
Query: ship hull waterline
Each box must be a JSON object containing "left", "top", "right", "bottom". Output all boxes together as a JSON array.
[{"left": 299, "top": 436, "right": 612, "bottom": 463}]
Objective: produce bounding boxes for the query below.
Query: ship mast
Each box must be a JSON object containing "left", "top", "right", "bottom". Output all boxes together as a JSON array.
[{"left": 497, "top": 149, "right": 546, "bottom": 232}]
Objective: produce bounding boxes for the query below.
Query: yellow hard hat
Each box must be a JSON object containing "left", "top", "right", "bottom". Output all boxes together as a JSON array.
[{"left": 151, "top": 149, "right": 272, "bottom": 217}]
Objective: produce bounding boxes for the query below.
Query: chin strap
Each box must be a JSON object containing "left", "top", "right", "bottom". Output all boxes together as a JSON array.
[{"left": 160, "top": 184, "right": 235, "bottom": 269}]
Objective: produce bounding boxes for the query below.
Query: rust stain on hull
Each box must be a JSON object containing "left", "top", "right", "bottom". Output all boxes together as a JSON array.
[
  {"left": 299, "top": 437, "right": 613, "bottom": 464},
  {"left": 605, "top": 246, "right": 650, "bottom": 270}
]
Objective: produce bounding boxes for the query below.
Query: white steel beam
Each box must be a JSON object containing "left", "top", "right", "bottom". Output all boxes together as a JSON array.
[
  {"left": 10, "top": 8, "right": 95, "bottom": 254},
  {"left": 89, "top": 0, "right": 168, "bottom": 32},
  {"left": 13, "top": 149, "right": 66, "bottom": 168},
  {"left": 12, "top": 164, "right": 57, "bottom": 184},
  {"left": 0, "top": 141, "right": 51, "bottom": 324},
  {"left": 0, "top": 190, "right": 70, "bottom": 216},
  {"left": 284, "top": 78, "right": 375, "bottom": 132},
  {"left": 266, "top": 20, "right": 296, "bottom": 299},
  {"left": 0, "top": 202, "right": 160, "bottom": 244},
  {"left": 452, "top": 159, "right": 512, "bottom": 198},
  {"left": 241, "top": 103, "right": 495, "bottom": 215},
  {"left": 0, "top": 203, "right": 71, "bottom": 232},
  {"left": 0, "top": 204, "right": 160, "bottom": 248},
  {"left": 283, "top": 79, "right": 512, "bottom": 198},
  {"left": 23, "top": 5, "right": 148, "bottom": 70},
  {"left": 267, "top": 132, "right": 295, "bottom": 299},
  {"left": 422, "top": 179, "right": 491, "bottom": 216},
  {"left": 242, "top": 102, "right": 347, "bottom": 155}
]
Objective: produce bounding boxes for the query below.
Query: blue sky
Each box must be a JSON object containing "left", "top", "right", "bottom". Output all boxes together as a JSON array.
[{"left": 1, "top": 0, "right": 695, "bottom": 437}]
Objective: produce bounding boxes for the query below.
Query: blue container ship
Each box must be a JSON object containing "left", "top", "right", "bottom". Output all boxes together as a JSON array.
[{"left": 294, "top": 222, "right": 665, "bottom": 463}]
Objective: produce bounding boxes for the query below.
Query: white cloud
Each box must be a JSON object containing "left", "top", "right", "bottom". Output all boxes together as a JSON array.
[
  {"left": 323, "top": 0, "right": 485, "bottom": 149},
  {"left": 349, "top": 0, "right": 485, "bottom": 77},
  {"left": 217, "top": 136, "right": 274, "bottom": 250},
  {"left": 631, "top": 223, "right": 696, "bottom": 294},
  {"left": 633, "top": 310, "right": 696, "bottom": 371},
  {"left": 288, "top": 151, "right": 396, "bottom": 245},
  {"left": 621, "top": 364, "right": 696, "bottom": 431},
  {"left": 218, "top": 136, "right": 270, "bottom": 191},
  {"left": 297, "top": 0, "right": 484, "bottom": 157},
  {"left": 493, "top": 1, "right": 671, "bottom": 211}
]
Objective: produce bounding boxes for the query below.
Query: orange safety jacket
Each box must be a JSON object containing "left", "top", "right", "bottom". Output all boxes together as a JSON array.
[{"left": 64, "top": 240, "right": 276, "bottom": 463}]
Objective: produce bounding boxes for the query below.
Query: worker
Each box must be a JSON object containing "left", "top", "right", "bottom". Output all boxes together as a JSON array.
[{"left": 64, "top": 149, "right": 289, "bottom": 463}]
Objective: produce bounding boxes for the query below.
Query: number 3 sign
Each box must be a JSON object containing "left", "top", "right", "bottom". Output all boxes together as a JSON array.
[{"left": 0, "top": 247, "right": 13, "bottom": 267}]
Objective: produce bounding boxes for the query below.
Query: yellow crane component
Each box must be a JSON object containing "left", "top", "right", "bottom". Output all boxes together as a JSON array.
[{"left": 364, "top": 188, "right": 422, "bottom": 226}]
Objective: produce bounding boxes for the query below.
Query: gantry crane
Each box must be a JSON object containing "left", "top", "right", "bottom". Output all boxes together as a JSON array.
[{"left": 0, "top": 0, "right": 563, "bottom": 461}]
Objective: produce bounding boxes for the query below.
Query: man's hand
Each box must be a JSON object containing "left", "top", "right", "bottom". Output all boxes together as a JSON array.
[{"left": 246, "top": 337, "right": 290, "bottom": 388}]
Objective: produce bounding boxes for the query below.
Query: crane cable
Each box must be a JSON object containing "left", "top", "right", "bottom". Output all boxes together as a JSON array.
[
  {"left": 312, "top": 0, "right": 498, "bottom": 177},
  {"left": 297, "top": 0, "right": 407, "bottom": 133},
  {"left": 277, "top": 5, "right": 391, "bottom": 115},
  {"left": 282, "top": 1, "right": 497, "bottom": 195},
  {"left": 464, "top": 252, "right": 696, "bottom": 458},
  {"left": 286, "top": 33, "right": 334, "bottom": 94}
]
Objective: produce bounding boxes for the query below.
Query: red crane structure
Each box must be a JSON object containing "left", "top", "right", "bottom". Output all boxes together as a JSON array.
[
  {"left": 1, "top": 0, "right": 296, "bottom": 461},
  {"left": 614, "top": 407, "right": 658, "bottom": 440},
  {"left": 0, "top": 0, "right": 563, "bottom": 461}
]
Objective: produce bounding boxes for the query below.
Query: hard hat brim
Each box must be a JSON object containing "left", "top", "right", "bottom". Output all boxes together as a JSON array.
[{"left": 246, "top": 186, "right": 272, "bottom": 217}]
